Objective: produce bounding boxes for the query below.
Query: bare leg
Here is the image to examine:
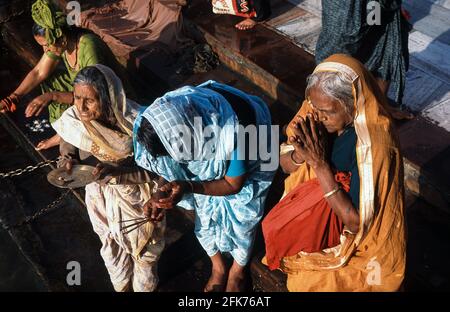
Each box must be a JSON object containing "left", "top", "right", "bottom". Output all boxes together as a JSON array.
[
  {"left": 225, "top": 260, "right": 246, "bottom": 292},
  {"left": 35, "top": 134, "right": 61, "bottom": 151},
  {"left": 376, "top": 78, "right": 414, "bottom": 120},
  {"left": 204, "top": 253, "right": 227, "bottom": 292},
  {"left": 235, "top": 18, "right": 257, "bottom": 30}
]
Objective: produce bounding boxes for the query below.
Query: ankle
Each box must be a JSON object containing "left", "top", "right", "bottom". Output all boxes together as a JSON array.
[{"left": 228, "top": 263, "right": 245, "bottom": 277}]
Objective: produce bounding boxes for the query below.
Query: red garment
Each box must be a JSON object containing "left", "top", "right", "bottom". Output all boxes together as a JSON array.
[
  {"left": 212, "top": 0, "right": 256, "bottom": 18},
  {"left": 262, "top": 172, "right": 351, "bottom": 271}
]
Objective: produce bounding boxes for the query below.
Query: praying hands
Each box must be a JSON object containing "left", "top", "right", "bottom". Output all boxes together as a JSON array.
[{"left": 289, "top": 113, "right": 329, "bottom": 170}]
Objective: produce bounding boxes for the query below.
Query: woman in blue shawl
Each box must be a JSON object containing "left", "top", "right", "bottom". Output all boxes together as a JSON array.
[{"left": 133, "top": 80, "right": 276, "bottom": 291}]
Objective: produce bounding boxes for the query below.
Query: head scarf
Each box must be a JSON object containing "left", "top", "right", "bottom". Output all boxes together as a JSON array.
[
  {"left": 134, "top": 80, "right": 275, "bottom": 266},
  {"left": 279, "top": 54, "right": 406, "bottom": 291},
  {"left": 31, "top": 0, "right": 67, "bottom": 45},
  {"left": 133, "top": 81, "right": 238, "bottom": 181},
  {"left": 53, "top": 64, "right": 142, "bottom": 162}
]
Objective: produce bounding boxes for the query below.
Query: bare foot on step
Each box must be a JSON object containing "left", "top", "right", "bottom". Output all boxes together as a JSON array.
[
  {"left": 204, "top": 269, "right": 227, "bottom": 292},
  {"left": 225, "top": 264, "right": 247, "bottom": 292},
  {"left": 235, "top": 18, "right": 257, "bottom": 30}
]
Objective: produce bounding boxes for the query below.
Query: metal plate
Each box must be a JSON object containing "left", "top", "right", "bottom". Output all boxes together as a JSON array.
[{"left": 47, "top": 165, "right": 96, "bottom": 189}]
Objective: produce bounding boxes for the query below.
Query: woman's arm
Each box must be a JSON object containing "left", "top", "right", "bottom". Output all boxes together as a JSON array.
[
  {"left": 13, "top": 53, "right": 60, "bottom": 98},
  {"left": 150, "top": 174, "right": 247, "bottom": 210},
  {"left": 291, "top": 115, "right": 360, "bottom": 233},
  {"left": 51, "top": 91, "right": 73, "bottom": 104},
  {"left": 314, "top": 163, "right": 360, "bottom": 233},
  {"left": 57, "top": 138, "right": 79, "bottom": 173},
  {"left": 280, "top": 148, "right": 304, "bottom": 174},
  {"left": 25, "top": 91, "right": 73, "bottom": 117},
  {"left": 190, "top": 174, "right": 247, "bottom": 196},
  {"left": 1, "top": 54, "right": 60, "bottom": 113},
  {"left": 92, "top": 163, "right": 158, "bottom": 185}
]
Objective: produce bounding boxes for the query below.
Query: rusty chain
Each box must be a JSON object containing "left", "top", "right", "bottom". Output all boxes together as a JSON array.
[
  {"left": 0, "top": 158, "right": 70, "bottom": 230},
  {"left": 0, "top": 159, "right": 57, "bottom": 179},
  {"left": 2, "top": 190, "right": 71, "bottom": 231}
]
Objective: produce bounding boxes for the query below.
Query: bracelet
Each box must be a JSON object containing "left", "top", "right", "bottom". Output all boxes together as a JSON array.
[
  {"left": 11, "top": 93, "right": 20, "bottom": 102},
  {"left": 290, "top": 151, "right": 304, "bottom": 166},
  {"left": 323, "top": 185, "right": 341, "bottom": 199}
]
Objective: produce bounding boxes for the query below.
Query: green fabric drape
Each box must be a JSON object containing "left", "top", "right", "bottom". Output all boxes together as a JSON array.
[{"left": 31, "top": 0, "right": 67, "bottom": 45}]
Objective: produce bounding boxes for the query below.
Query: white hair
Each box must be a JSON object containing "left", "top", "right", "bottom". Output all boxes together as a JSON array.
[{"left": 305, "top": 71, "right": 354, "bottom": 114}]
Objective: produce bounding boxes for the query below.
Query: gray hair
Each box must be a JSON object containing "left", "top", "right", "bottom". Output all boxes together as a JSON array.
[
  {"left": 73, "top": 66, "right": 114, "bottom": 123},
  {"left": 305, "top": 71, "right": 354, "bottom": 114}
]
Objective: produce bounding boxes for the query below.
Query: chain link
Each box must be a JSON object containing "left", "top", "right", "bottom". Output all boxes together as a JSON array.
[
  {"left": 1, "top": 157, "right": 69, "bottom": 230},
  {"left": 0, "top": 159, "right": 57, "bottom": 179},
  {"left": 2, "top": 190, "right": 71, "bottom": 231}
]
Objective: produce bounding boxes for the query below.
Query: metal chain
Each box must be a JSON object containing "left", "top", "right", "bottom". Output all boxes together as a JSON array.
[
  {"left": 0, "top": 159, "right": 57, "bottom": 179},
  {"left": 1, "top": 157, "right": 69, "bottom": 230},
  {"left": 3, "top": 190, "right": 71, "bottom": 231}
]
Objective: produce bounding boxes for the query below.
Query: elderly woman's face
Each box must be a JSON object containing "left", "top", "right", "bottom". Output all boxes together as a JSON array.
[
  {"left": 73, "top": 83, "right": 102, "bottom": 122},
  {"left": 308, "top": 86, "right": 353, "bottom": 135}
]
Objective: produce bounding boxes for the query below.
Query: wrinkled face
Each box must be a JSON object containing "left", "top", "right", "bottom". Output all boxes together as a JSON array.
[
  {"left": 34, "top": 35, "right": 63, "bottom": 54},
  {"left": 307, "top": 86, "right": 353, "bottom": 135},
  {"left": 73, "top": 83, "right": 102, "bottom": 122}
]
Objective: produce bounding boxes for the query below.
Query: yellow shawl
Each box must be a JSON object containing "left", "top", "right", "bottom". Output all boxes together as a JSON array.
[{"left": 276, "top": 54, "right": 406, "bottom": 292}]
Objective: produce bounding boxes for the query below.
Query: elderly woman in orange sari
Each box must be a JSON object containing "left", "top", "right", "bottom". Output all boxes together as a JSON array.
[{"left": 262, "top": 54, "right": 406, "bottom": 291}]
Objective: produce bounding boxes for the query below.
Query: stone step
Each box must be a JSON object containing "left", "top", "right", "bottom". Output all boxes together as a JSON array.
[
  {"left": 404, "top": 193, "right": 450, "bottom": 290},
  {"left": 181, "top": 0, "right": 450, "bottom": 215}
]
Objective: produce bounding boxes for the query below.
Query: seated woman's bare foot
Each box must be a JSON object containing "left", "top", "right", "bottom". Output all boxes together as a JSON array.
[
  {"left": 204, "top": 269, "right": 227, "bottom": 292},
  {"left": 225, "top": 268, "right": 247, "bottom": 292},
  {"left": 35, "top": 134, "right": 61, "bottom": 151},
  {"left": 235, "top": 18, "right": 257, "bottom": 30}
]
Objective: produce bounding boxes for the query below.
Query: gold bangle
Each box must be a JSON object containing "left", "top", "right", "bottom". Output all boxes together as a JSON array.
[
  {"left": 323, "top": 186, "right": 341, "bottom": 199},
  {"left": 290, "top": 151, "right": 304, "bottom": 166}
]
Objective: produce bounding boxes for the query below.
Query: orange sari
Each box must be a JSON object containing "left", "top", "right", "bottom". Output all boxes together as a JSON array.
[
  {"left": 263, "top": 172, "right": 351, "bottom": 271},
  {"left": 264, "top": 54, "right": 406, "bottom": 292}
]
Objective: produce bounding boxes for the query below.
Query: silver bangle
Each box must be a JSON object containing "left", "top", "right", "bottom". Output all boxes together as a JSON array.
[{"left": 323, "top": 186, "right": 341, "bottom": 199}]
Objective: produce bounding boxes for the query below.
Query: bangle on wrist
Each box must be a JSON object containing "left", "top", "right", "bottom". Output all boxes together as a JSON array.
[
  {"left": 323, "top": 185, "right": 341, "bottom": 199},
  {"left": 290, "top": 151, "right": 304, "bottom": 166},
  {"left": 10, "top": 93, "right": 20, "bottom": 103}
]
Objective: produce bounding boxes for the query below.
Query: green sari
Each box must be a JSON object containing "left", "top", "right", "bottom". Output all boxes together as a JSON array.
[{"left": 42, "top": 33, "right": 127, "bottom": 123}]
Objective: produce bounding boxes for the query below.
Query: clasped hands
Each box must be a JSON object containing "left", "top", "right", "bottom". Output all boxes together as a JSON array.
[{"left": 289, "top": 113, "right": 329, "bottom": 170}]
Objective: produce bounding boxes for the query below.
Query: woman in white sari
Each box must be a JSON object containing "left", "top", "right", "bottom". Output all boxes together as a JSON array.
[{"left": 52, "top": 64, "right": 165, "bottom": 292}]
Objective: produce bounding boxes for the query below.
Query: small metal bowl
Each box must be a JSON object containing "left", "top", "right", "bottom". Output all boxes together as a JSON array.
[{"left": 47, "top": 165, "right": 96, "bottom": 189}]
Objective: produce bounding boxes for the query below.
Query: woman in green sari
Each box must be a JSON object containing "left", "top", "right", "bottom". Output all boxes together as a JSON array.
[{"left": 0, "top": 0, "right": 129, "bottom": 150}]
